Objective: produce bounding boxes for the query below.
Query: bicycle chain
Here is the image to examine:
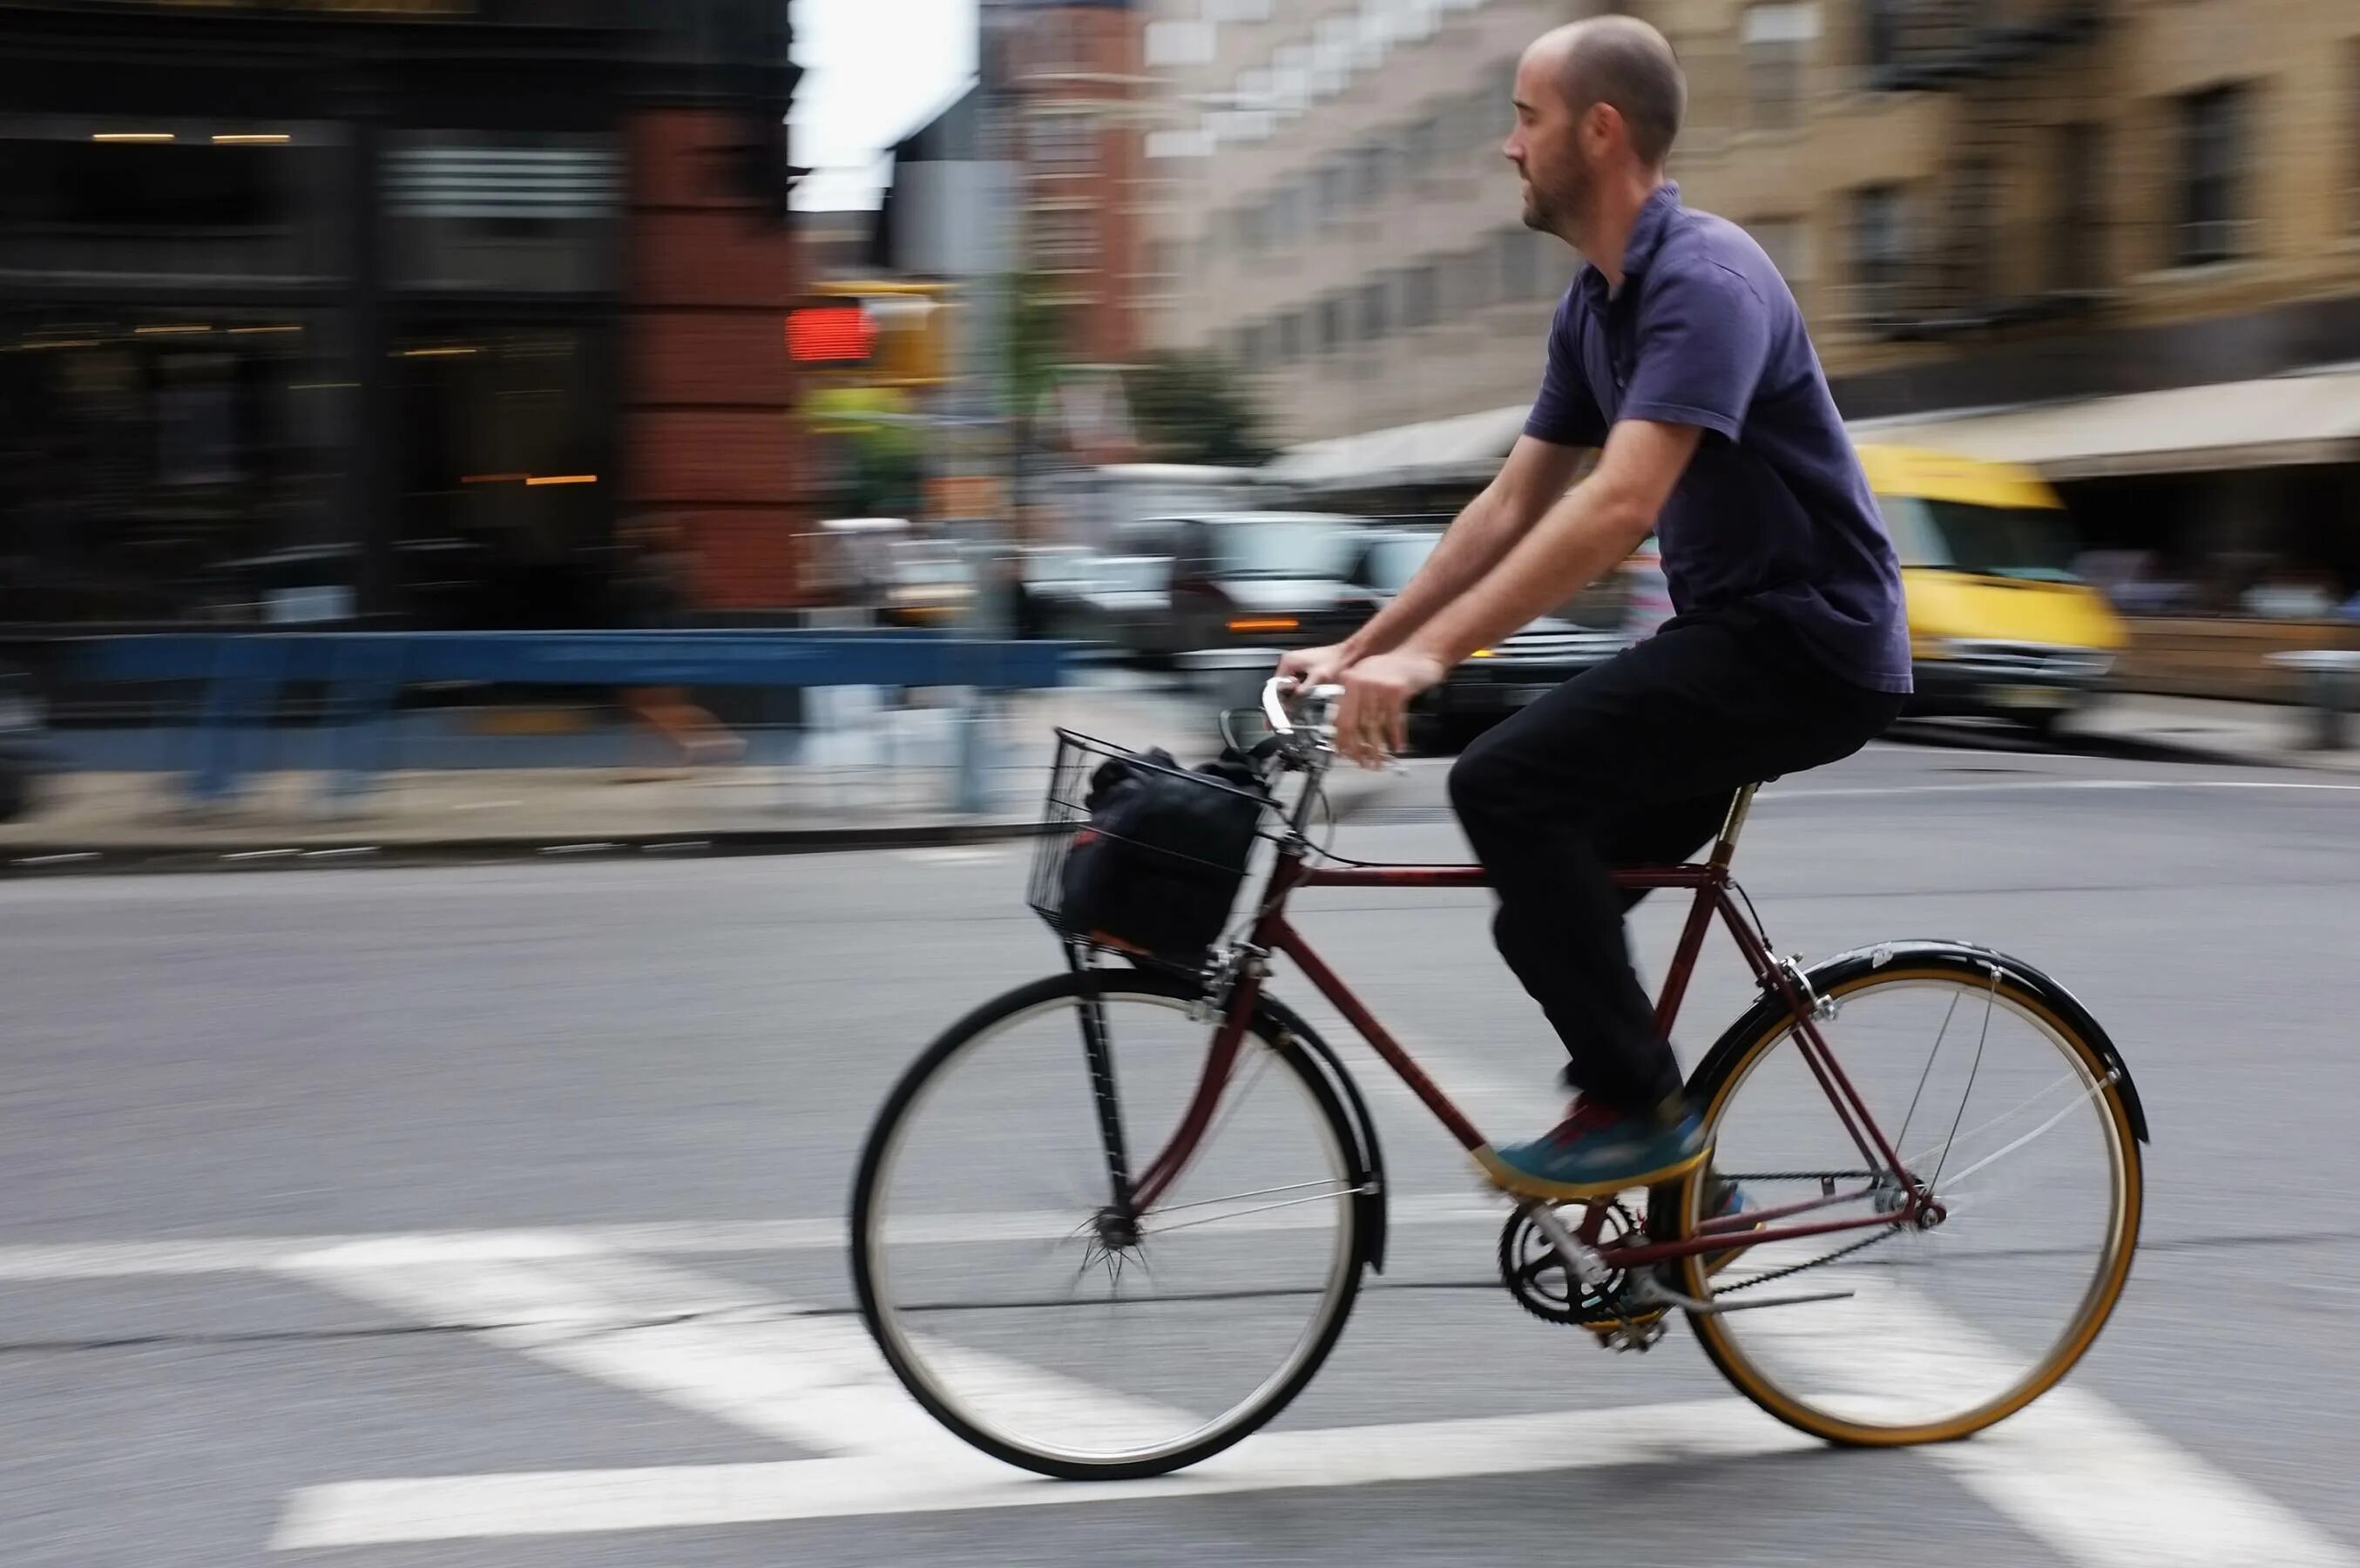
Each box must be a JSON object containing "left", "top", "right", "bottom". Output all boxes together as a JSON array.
[{"left": 1674, "top": 1170, "right": 1912, "bottom": 1298}]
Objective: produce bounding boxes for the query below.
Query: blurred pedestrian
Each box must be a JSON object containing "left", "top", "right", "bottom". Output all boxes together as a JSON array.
[{"left": 614, "top": 519, "right": 741, "bottom": 779}]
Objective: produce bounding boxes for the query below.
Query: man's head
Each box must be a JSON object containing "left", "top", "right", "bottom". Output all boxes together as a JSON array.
[{"left": 1505, "top": 15, "right": 1686, "bottom": 240}]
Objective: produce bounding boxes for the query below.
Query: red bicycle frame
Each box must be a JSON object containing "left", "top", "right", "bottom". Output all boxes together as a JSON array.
[{"left": 1125, "top": 783, "right": 1937, "bottom": 1270}]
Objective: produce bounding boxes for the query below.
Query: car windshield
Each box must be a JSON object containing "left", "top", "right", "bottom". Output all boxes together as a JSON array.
[
  {"left": 1096, "top": 556, "right": 1166, "bottom": 593},
  {"left": 1360, "top": 532, "right": 1440, "bottom": 593},
  {"left": 1212, "top": 520, "right": 1356, "bottom": 579},
  {"left": 1882, "top": 497, "right": 2083, "bottom": 584}
]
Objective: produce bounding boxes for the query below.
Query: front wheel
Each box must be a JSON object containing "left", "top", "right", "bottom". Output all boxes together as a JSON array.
[
  {"left": 1675, "top": 949, "right": 2143, "bottom": 1446},
  {"left": 850, "top": 969, "right": 1369, "bottom": 1479}
]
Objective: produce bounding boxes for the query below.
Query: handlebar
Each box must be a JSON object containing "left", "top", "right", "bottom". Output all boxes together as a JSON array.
[{"left": 1262, "top": 675, "right": 1343, "bottom": 740}]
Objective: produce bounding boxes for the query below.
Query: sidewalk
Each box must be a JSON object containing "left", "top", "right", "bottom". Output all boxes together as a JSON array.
[
  {"left": 0, "top": 686, "right": 2347, "bottom": 868},
  {"left": 2064, "top": 691, "right": 2360, "bottom": 770},
  {"left": 0, "top": 676, "right": 1398, "bottom": 866}
]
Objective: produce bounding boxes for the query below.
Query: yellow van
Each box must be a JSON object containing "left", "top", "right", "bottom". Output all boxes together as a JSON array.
[
  {"left": 1617, "top": 445, "right": 2121, "bottom": 731},
  {"left": 1855, "top": 443, "right": 2126, "bottom": 735}
]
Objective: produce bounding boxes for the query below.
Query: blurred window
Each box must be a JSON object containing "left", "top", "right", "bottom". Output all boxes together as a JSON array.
[
  {"left": 1357, "top": 531, "right": 1438, "bottom": 592},
  {"left": 0, "top": 309, "right": 351, "bottom": 625},
  {"left": 1881, "top": 496, "right": 2082, "bottom": 582},
  {"left": 0, "top": 128, "right": 341, "bottom": 282},
  {"left": 1747, "top": 216, "right": 1810, "bottom": 282},
  {"left": 1208, "top": 520, "right": 1356, "bottom": 578},
  {"left": 1315, "top": 162, "right": 1348, "bottom": 226},
  {"left": 2176, "top": 84, "right": 2249, "bottom": 267},
  {"left": 1354, "top": 144, "right": 1390, "bottom": 205},
  {"left": 1955, "top": 158, "right": 1998, "bottom": 302},
  {"left": 1318, "top": 296, "right": 1346, "bottom": 351},
  {"left": 1277, "top": 311, "right": 1305, "bottom": 360},
  {"left": 386, "top": 131, "right": 619, "bottom": 294},
  {"left": 1743, "top": 3, "right": 1817, "bottom": 131},
  {"left": 1030, "top": 113, "right": 1095, "bottom": 171},
  {"left": 1862, "top": 0, "right": 1905, "bottom": 77},
  {"left": 1145, "top": 19, "right": 1215, "bottom": 67},
  {"left": 1358, "top": 279, "right": 1390, "bottom": 341},
  {"left": 1234, "top": 200, "right": 1269, "bottom": 254},
  {"left": 1268, "top": 182, "right": 1305, "bottom": 246},
  {"left": 1035, "top": 207, "right": 1097, "bottom": 270},
  {"left": 1402, "top": 263, "right": 1440, "bottom": 328},
  {"left": 1028, "top": 11, "right": 1083, "bottom": 77},
  {"left": 1498, "top": 226, "right": 1540, "bottom": 300},
  {"left": 1851, "top": 184, "right": 1907, "bottom": 319},
  {"left": 1402, "top": 113, "right": 1438, "bottom": 178},
  {"left": 2052, "top": 122, "right": 2106, "bottom": 292},
  {"left": 1448, "top": 246, "right": 1495, "bottom": 312}
]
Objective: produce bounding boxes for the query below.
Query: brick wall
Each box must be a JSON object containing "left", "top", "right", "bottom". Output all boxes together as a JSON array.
[{"left": 620, "top": 107, "right": 810, "bottom": 610}]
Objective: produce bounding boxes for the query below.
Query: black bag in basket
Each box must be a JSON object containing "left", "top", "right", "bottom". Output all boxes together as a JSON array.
[{"left": 1059, "top": 746, "right": 1267, "bottom": 959}]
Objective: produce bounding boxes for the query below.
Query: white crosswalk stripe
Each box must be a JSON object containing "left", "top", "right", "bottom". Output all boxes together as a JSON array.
[{"left": 1, "top": 1221, "right": 2346, "bottom": 1564}]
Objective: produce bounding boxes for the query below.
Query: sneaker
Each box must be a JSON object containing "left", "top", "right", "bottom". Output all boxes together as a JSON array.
[
  {"left": 1475, "top": 1094, "right": 1707, "bottom": 1201},
  {"left": 1582, "top": 1176, "right": 1750, "bottom": 1337}
]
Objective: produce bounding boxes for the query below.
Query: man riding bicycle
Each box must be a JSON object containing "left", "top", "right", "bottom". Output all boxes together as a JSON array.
[{"left": 1278, "top": 17, "right": 1911, "bottom": 1201}]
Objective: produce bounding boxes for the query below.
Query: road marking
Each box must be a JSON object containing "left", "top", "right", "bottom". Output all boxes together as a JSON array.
[
  {"left": 1713, "top": 1272, "right": 2357, "bottom": 1568},
  {"left": 280, "top": 1234, "right": 1190, "bottom": 1462},
  {"left": 0, "top": 1198, "right": 1509, "bottom": 1281},
  {"left": 270, "top": 1400, "right": 1815, "bottom": 1549}
]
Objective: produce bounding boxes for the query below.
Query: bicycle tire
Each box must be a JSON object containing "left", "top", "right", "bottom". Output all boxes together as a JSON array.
[
  {"left": 1674, "top": 945, "right": 2143, "bottom": 1447},
  {"left": 849, "top": 968, "right": 1371, "bottom": 1479}
]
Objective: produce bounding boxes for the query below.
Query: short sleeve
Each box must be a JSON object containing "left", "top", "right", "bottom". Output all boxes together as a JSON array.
[
  {"left": 1523, "top": 291, "right": 1606, "bottom": 448},
  {"left": 1619, "top": 264, "right": 1771, "bottom": 443}
]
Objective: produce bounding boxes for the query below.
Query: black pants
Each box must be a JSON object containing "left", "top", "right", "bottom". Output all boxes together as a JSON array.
[{"left": 1447, "top": 607, "right": 1904, "bottom": 1112}]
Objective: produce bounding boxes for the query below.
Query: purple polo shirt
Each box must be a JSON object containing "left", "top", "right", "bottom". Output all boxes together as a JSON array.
[{"left": 1525, "top": 185, "right": 1912, "bottom": 693}]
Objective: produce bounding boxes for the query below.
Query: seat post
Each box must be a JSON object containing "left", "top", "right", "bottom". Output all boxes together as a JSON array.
[{"left": 1707, "top": 783, "right": 1760, "bottom": 869}]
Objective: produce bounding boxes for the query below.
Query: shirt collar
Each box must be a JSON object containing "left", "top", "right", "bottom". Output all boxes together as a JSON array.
[{"left": 1579, "top": 182, "right": 1682, "bottom": 308}]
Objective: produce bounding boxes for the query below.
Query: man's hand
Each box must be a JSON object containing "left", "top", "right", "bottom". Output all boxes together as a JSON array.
[
  {"left": 1275, "top": 642, "right": 1358, "bottom": 693},
  {"left": 1334, "top": 650, "right": 1446, "bottom": 767}
]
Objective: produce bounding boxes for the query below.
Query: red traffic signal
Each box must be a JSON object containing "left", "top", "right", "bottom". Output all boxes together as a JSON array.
[{"left": 787, "top": 303, "right": 876, "bottom": 365}]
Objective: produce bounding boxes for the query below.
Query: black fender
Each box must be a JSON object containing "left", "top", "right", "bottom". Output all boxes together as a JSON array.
[
  {"left": 1689, "top": 939, "right": 2149, "bottom": 1146},
  {"left": 1257, "top": 990, "right": 1390, "bottom": 1273}
]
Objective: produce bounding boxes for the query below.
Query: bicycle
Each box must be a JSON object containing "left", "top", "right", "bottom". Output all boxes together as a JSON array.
[{"left": 851, "top": 678, "right": 2147, "bottom": 1480}]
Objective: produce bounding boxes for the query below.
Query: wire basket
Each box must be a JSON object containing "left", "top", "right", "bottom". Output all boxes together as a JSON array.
[{"left": 1028, "top": 728, "right": 1281, "bottom": 956}]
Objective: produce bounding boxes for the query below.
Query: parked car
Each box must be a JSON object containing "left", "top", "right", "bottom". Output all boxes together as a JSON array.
[
  {"left": 1120, "top": 511, "right": 1365, "bottom": 666},
  {"left": 1067, "top": 553, "right": 1174, "bottom": 659},
  {"left": 1342, "top": 526, "right": 1622, "bottom": 750},
  {"left": 0, "top": 661, "right": 52, "bottom": 822}
]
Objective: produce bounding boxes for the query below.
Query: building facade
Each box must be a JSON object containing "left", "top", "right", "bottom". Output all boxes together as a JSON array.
[
  {"left": 1011, "top": 0, "right": 1153, "bottom": 368},
  {"left": 0, "top": 0, "right": 808, "bottom": 630},
  {"left": 1142, "top": 0, "right": 2360, "bottom": 596}
]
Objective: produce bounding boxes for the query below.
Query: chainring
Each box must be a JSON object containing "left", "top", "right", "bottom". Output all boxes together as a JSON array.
[{"left": 1496, "top": 1200, "right": 1647, "bottom": 1328}]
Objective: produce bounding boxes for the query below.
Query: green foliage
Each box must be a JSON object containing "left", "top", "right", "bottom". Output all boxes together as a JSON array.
[{"left": 1124, "top": 348, "right": 1275, "bottom": 468}]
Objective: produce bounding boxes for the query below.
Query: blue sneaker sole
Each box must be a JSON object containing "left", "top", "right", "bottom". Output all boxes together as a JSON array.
[{"left": 1471, "top": 1144, "right": 1708, "bottom": 1201}]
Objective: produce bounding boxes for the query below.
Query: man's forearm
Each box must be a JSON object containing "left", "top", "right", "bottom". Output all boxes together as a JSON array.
[
  {"left": 1342, "top": 485, "right": 1528, "bottom": 659},
  {"left": 1408, "top": 475, "right": 1653, "bottom": 667}
]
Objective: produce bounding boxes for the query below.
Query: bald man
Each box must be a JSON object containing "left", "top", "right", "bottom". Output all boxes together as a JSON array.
[{"left": 1279, "top": 17, "right": 1910, "bottom": 1198}]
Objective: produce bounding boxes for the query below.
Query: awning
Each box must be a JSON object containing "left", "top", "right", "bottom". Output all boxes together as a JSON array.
[
  {"left": 1844, "top": 364, "right": 2360, "bottom": 481},
  {"left": 1263, "top": 362, "right": 2360, "bottom": 494},
  {"left": 1266, "top": 403, "right": 1532, "bottom": 490}
]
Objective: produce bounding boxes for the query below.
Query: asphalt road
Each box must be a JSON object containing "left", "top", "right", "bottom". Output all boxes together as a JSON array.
[{"left": 4, "top": 733, "right": 2359, "bottom": 1566}]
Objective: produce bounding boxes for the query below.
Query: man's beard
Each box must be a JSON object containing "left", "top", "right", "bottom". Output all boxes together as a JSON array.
[{"left": 1520, "top": 159, "right": 1587, "bottom": 240}]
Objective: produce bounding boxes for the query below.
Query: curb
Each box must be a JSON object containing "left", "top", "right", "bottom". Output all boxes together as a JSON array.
[{"left": 0, "top": 819, "right": 1053, "bottom": 876}]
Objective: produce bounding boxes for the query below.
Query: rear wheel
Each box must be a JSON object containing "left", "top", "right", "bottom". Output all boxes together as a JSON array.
[
  {"left": 1676, "top": 952, "right": 2141, "bottom": 1445},
  {"left": 851, "top": 970, "right": 1368, "bottom": 1478}
]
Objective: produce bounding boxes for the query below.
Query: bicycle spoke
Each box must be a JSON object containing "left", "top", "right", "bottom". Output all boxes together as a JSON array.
[
  {"left": 1893, "top": 986, "right": 1962, "bottom": 1156},
  {"left": 1146, "top": 1182, "right": 1370, "bottom": 1238},
  {"left": 1926, "top": 968, "right": 1998, "bottom": 1192}
]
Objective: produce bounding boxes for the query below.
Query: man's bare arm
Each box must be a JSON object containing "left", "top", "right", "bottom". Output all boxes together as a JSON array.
[
  {"left": 1337, "top": 436, "right": 1587, "bottom": 661},
  {"left": 1406, "top": 420, "right": 1701, "bottom": 668}
]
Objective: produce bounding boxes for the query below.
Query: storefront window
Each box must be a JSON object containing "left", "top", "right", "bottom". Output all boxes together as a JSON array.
[
  {"left": 0, "top": 311, "right": 349, "bottom": 624},
  {"left": 0, "top": 121, "right": 341, "bottom": 282},
  {"left": 389, "top": 324, "right": 612, "bottom": 627}
]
